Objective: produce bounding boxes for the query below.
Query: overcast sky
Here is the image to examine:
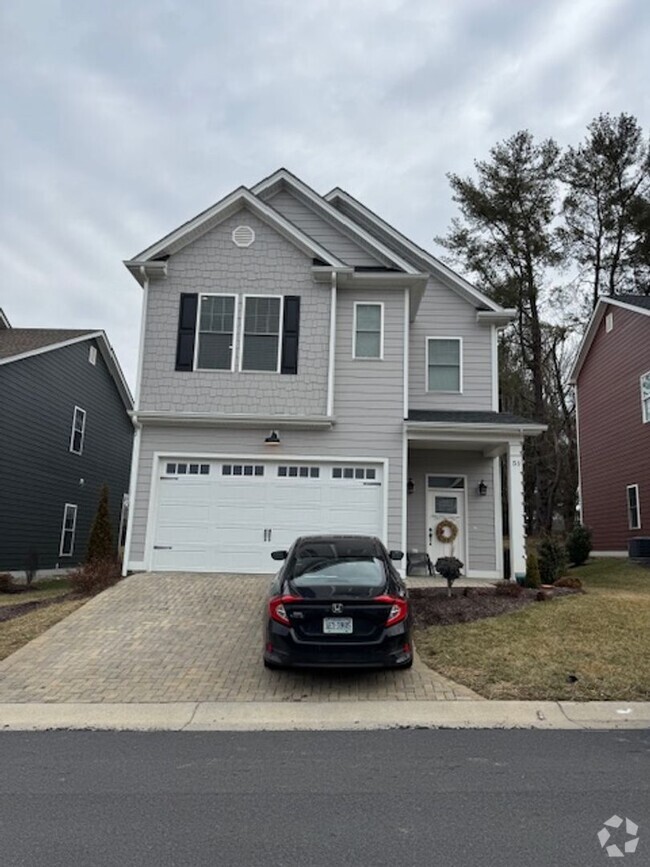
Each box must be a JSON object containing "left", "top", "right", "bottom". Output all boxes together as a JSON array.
[{"left": 2, "top": 0, "right": 649, "bottom": 390}]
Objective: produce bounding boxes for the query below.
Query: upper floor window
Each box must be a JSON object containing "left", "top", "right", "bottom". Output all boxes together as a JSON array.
[
  {"left": 69, "top": 407, "right": 86, "bottom": 455},
  {"left": 88, "top": 345, "right": 97, "bottom": 365},
  {"left": 59, "top": 503, "right": 78, "bottom": 556},
  {"left": 641, "top": 372, "right": 650, "bottom": 424},
  {"left": 196, "top": 294, "right": 236, "bottom": 370},
  {"left": 353, "top": 303, "right": 383, "bottom": 359},
  {"left": 241, "top": 296, "right": 282, "bottom": 372},
  {"left": 605, "top": 312, "right": 614, "bottom": 333},
  {"left": 627, "top": 484, "right": 641, "bottom": 530},
  {"left": 427, "top": 337, "right": 462, "bottom": 393}
]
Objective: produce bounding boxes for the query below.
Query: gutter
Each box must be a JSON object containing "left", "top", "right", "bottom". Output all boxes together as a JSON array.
[{"left": 131, "top": 411, "right": 335, "bottom": 430}]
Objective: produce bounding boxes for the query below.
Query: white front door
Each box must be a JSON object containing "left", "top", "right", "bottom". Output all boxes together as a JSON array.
[{"left": 426, "top": 482, "right": 466, "bottom": 570}]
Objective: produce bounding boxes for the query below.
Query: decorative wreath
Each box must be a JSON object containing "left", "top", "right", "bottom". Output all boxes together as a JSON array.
[{"left": 435, "top": 519, "right": 459, "bottom": 544}]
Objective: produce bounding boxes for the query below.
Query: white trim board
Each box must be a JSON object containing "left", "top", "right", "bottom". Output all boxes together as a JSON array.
[
  {"left": 570, "top": 295, "right": 650, "bottom": 384},
  {"left": 141, "top": 452, "right": 390, "bottom": 571},
  {"left": 126, "top": 187, "right": 347, "bottom": 271},
  {"left": 0, "top": 330, "right": 133, "bottom": 411},
  {"left": 251, "top": 169, "right": 418, "bottom": 274},
  {"left": 324, "top": 186, "right": 504, "bottom": 313}
]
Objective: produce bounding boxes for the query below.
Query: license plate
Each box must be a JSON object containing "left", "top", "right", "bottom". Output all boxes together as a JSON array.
[{"left": 323, "top": 617, "right": 353, "bottom": 635}]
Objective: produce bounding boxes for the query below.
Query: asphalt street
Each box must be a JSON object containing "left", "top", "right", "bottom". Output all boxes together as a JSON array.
[{"left": 0, "top": 729, "right": 648, "bottom": 866}]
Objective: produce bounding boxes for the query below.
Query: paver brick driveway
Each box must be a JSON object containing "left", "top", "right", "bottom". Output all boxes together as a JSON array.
[{"left": 0, "top": 574, "right": 479, "bottom": 703}]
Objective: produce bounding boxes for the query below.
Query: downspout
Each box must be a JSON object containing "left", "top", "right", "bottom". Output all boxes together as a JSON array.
[
  {"left": 122, "top": 418, "right": 141, "bottom": 577},
  {"left": 326, "top": 270, "right": 337, "bottom": 417},
  {"left": 122, "top": 264, "right": 149, "bottom": 576}
]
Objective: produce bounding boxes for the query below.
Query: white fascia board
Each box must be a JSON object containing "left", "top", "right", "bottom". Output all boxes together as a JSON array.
[
  {"left": 126, "top": 187, "right": 346, "bottom": 274},
  {"left": 133, "top": 411, "right": 334, "bottom": 430},
  {"left": 0, "top": 331, "right": 133, "bottom": 410},
  {"left": 123, "top": 261, "right": 168, "bottom": 287},
  {"left": 250, "top": 170, "right": 418, "bottom": 274},
  {"left": 325, "top": 187, "right": 504, "bottom": 313},
  {"left": 570, "top": 295, "right": 650, "bottom": 384},
  {"left": 477, "top": 310, "right": 516, "bottom": 326},
  {"left": 406, "top": 421, "right": 547, "bottom": 438}
]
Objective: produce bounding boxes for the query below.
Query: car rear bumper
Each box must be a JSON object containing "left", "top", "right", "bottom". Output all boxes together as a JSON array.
[{"left": 265, "top": 622, "right": 412, "bottom": 669}]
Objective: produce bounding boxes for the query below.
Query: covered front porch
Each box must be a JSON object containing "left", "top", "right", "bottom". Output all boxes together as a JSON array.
[{"left": 405, "top": 411, "right": 546, "bottom": 580}]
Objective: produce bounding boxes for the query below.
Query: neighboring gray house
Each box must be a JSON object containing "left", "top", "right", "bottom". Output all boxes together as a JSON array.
[
  {"left": 0, "top": 312, "right": 133, "bottom": 572},
  {"left": 123, "top": 169, "right": 544, "bottom": 579}
]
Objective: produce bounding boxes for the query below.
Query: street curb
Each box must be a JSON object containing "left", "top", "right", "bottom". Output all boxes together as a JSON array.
[{"left": 0, "top": 700, "right": 649, "bottom": 732}]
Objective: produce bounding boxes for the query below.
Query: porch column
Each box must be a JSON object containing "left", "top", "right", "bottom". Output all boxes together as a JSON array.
[{"left": 507, "top": 440, "right": 526, "bottom": 580}]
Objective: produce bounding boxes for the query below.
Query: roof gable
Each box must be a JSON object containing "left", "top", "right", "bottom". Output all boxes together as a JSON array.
[
  {"left": 569, "top": 295, "right": 650, "bottom": 384},
  {"left": 125, "top": 187, "right": 346, "bottom": 284},
  {"left": 250, "top": 169, "right": 418, "bottom": 274},
  {"left": 325, "top": 187, "right": 503, "bottom": 312},
  {"left": 0, "top": 329, "right": 133, "bottom": 410}
]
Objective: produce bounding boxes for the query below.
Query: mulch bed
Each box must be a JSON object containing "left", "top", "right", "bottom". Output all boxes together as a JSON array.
[
  {"left": 0, "top": 595, "right": 74, "bottom": 624},
  {"left": 409, "top": 585, "right": 581, "bottom": 628}
]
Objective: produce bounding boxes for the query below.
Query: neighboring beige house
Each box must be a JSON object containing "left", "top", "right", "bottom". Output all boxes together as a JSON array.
[{"left": 122, "top": 169, "right": 544, "bottom": 578}]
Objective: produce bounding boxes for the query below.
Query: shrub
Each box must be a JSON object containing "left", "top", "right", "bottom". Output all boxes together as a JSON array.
[
  {"left": 87, "top": 484, "right": 114, "bottom": 563},
  {"left": 69, "top": 558, "right": 121, "bottom": 596},
  {"left": 554, "top": 575, "right": 584, "bottom": 591},
  {"left": 434, "top": 557, "right": 464, "bottom": 597},
  {"left": 537, "top": 536, "right": 568, "bottom": 585},
  {"left": 495, "top": 580, "right": 524, "bottom": 597},
  {"left": 524, "top": 551, "right": 541, "bottom": 588},
  {"left": 25, "top": 550, "right": 39, "bottom": 587},
  {"left": 566, "top": 524, "right": 592, "bottom": 567},
  {"left": 0, "top": 573, "right": 14, "bottom": 593}
]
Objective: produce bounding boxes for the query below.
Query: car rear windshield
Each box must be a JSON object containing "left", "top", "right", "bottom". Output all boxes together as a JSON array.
[{"left": 289, "top": 540, "right": 386, "bottom": 588}]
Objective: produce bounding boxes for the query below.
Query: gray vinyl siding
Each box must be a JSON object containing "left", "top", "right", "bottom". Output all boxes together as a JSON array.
[
  {"left": 407, "top": 449, "right": 497, "bottom": 573},
  {"left": 139, "top": 208, "right": 329, "bottom": 416},
  {"left": 265, "top": 190, "right": 384, "bottom": 268},
  {"left": 409, "top": 277, "right": 494, "bottom": 411},
  {"left": 129, "top": 286, "right": 407, "bottom": 565},
  {"left": 0, "top": 340, "right": 132, "bottom": 571}
]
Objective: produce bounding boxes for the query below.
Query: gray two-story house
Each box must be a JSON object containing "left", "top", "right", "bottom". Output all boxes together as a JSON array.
[
  {"left": 123, "top": 170, "right": 544, "bottom": 580},
  {"left": 0, "top": 313, "right": 133, "bottom": 572}
]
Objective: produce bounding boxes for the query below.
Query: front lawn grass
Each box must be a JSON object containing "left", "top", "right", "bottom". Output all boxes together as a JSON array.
[
  {"left": 0, "top": 578, "right": 71, "bottom": 608},
  {"left": 0, "top": 598, "right": 85, "bottom": 662},
  {"left": 414, "top": 559, "right": 650, "bottom": 701}
]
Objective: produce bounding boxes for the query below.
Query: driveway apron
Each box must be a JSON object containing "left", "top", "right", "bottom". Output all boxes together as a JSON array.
[{"left": 0, "top": 574, "right": 479, "bottom": 703}]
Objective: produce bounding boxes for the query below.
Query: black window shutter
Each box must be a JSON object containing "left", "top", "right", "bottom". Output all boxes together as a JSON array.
[
  {"left": 281, "top": 296, "right": 300, "bottom": 374},
  {"left": 175, "top": 293, "right": 198, "bottom": 371}
]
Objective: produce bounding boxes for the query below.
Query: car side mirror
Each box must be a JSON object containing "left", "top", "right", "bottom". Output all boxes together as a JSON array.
[
  {"left": 271, "top": 550, "right": 288, "bottom": 561},
  {"left": 389, "top": 550, "right": 404, "bottom": 561}
]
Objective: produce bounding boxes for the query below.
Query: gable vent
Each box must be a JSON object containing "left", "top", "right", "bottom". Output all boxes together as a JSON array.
[{"left": 232, "top": 225, "right": 255, "bottom": 248}]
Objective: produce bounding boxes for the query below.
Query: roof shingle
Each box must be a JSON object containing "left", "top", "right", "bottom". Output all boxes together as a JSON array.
[{"left": 0, "top": 329, "right": 96, "bottom": 360}]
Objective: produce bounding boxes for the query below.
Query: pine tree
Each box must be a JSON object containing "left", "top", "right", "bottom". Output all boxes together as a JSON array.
[{"left": 87, "top": 484, "right": 114, "bottom": 562}]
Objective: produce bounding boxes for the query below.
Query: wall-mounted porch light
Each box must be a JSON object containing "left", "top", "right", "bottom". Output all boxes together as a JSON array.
[
  {"left": 478, "top": 480, "right": 488, "bottom": 496},
  {"left": 407, "top": 478, "right": 415, "bottom": 495},
  {"left": 264, "top": 430, "right": 281, "bottom": 446}
]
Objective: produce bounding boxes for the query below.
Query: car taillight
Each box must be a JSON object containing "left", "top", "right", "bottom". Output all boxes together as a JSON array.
[
  {"left": 268, "top": 595, "right": 299, "bottom": 626},
  {"left": 376, "top": 595, "right": 408, "bottom": 626}
]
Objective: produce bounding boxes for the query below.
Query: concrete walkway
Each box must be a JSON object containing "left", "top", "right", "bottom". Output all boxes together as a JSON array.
[{"left": 0, "top": 573, "right": 479, "bottom": 703}]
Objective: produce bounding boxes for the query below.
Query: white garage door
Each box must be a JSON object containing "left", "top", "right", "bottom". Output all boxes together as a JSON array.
[{"left": 150, "top": 458, "right": 384, "bottom": 572}]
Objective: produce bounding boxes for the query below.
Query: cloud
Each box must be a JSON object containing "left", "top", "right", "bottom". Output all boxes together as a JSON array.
[{"left": 1, "top": 0, "right": 649, "bottom": 387}]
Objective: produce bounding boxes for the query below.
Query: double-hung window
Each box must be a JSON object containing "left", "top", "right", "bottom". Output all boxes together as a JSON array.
[
  {"left": 427, "top": 338, "right": 462, "bottom": 392},
  {"left": 627, "top": 485, "right": 641, "bottom": 530},
  {"left": 196, "top": 294, "right": 236, "bottom": 370},
  {"left": 70, "top": 407, "right": 86, "bottom": 454},
  {"left": 353, "top": 303, "right": 383, "bottom": 359},
  {"left": 641, "top": 372, "right": 650, "bottom": 424},
  {"left": 59, "top": 504, "right": 78, "bottom": 556},
  {"left": 241, "top": 296, "right": 282, "bottom": 371}
]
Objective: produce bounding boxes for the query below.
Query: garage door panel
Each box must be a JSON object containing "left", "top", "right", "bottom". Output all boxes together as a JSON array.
[{"left": 151, "top": 459, "right": 384, "bottom": 572}]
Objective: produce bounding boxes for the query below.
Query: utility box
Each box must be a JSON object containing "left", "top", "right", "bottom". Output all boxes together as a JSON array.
[{"left": 628, "top": 537, "right": 650, "bottom": 559}]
